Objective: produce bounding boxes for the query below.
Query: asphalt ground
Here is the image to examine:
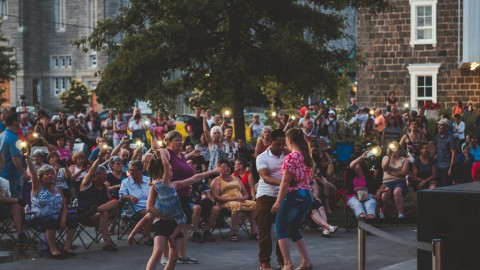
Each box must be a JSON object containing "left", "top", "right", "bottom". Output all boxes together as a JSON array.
[{"left": 0, "top": 225, "right": 417, "bottom": 270}]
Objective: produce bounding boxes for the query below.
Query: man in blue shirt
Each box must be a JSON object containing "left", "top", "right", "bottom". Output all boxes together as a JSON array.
[
  {"left": 0, "top": 112, "right": 30, "bottom": 197},
  {"left": 119, "top": 159, "right": 153, "bottom": 245}
]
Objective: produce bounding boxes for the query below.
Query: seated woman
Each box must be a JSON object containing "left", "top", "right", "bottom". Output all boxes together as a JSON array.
[
  {"left": 310, "top": 179, "right": 338, "bottom": 237},
  {"left": 346, "top": 152, "right": 378, "bottom": 219},
  {"left": 104, "top": 156, "right": 126, "bottom": 199},
  {"left": 211, "top": 158, "right": 258, "bottom": 242},
  {"left": 453, "top": 144, "right": 474, "bottom": 184},
  {"left": 27, "top": 160, "right": 77, "bottom": 257},
  {"left": 378, "top": 141, "right": 409, "bottom": 219},
  {"left": 232, "top": 158, "right": 256, "bottom": 199},
  {"left": 47, "top": 151, "right": 73, "bottom": 203},
  {"left": 412, "top": 142, "right": 438, "bottom": 190}
]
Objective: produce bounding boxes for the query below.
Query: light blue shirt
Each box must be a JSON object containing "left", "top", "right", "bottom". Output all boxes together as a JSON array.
[
  {"left": 119, "top": 175, "right": 150, "bottom": 212},
  {"left": 470, "top": 146, "right": 480, "bottom": 161}
]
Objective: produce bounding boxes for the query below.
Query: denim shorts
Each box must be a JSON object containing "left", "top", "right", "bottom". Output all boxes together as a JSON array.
[{"left": 384, "top": 180, "right": 408, "bottom": 196}]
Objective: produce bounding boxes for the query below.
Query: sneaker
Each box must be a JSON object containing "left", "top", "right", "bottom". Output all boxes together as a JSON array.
[
  {"left": 177, "top": 256, "right": 199, "bottom": 264},
  {"left": 160, "top": 257, "right": 168, "bottom": 266},
  {"left": 16, "top": 233, "right": 37, "bottom": 246},
  {"left": 328, "top": 226, "right": 338, "bottom": 235},
  {"left": 202, "top": 231, "right": 215, "bottom": 242},
  {"left": 190, "top": 232, "right": 205, "bottom": 243},
  {"left": 398, "top": 214, "right": 405, "bottom": 219}
]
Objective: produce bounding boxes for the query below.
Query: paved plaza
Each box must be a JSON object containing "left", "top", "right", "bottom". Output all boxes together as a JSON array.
[{"left": 1, "top": 226, "right": 417, "bottom": 270}]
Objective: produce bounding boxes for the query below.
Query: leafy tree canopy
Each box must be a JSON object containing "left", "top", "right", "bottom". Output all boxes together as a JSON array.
[
  {"left": 60, "top": 80, "right": 92, "bottom": 112},
  {"left": 75, "top": 0, "right": 389, "bottom": 139}
]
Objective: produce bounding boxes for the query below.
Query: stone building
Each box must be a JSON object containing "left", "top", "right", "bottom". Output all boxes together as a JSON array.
[
  {"left": 356, "top": 0, "right": 480, "bottom": 113},
  {"left": 0, "top": 0, "right": 128, "bottom": 110}
]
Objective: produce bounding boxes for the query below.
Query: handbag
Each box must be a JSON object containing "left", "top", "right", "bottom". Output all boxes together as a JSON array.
[{"left": 355, "top": 187, "right": 369, "bottom": 202}]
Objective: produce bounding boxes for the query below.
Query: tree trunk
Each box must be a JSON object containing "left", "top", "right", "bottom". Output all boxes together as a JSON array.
[{"left": 233, "top": 86, "right": 246, "bottom": 141}]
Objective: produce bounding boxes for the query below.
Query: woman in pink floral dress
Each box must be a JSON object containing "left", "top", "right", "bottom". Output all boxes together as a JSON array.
[{"left": 272, "top": 128, "right": 313, "bottom": 270}]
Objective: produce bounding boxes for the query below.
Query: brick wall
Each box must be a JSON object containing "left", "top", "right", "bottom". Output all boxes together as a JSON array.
[{"left": 356, "top": 0, "right": 480, "bottom": 113}]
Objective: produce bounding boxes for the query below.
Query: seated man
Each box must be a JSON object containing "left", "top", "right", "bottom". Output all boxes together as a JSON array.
[
  {"left": 0, "top": 175, "right": 35, "bottom": 245},
  {"left": 78, "top": 150, "right": 119, "bottom": 252},
  {"left": 211, "top": 158, "right": 258, "bottom": 242},
  {"left": 189, "top": 178, "right": 219, "bottom": 243},
  {"left": 119, "top": 160, "right": 154, "bottom": 245}
]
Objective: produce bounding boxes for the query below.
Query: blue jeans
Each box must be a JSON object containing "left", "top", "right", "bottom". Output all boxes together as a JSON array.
[
  {"left": 275, "top": 189, "right": 312, "bottom": 242},
  {"left": 347, "top": 194, "right": 377, "bottom": 217}
]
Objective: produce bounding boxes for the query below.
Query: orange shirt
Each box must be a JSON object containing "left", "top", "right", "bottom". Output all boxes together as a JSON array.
[{"left": 375, "top": 115, "right": 385, "bottom": 132}]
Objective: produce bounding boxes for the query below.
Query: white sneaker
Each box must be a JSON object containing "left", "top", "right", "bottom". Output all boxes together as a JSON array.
[
  {"left": 398, "top": 214, "right": 405, "bottom": 219},
  {"left": 328, "top": 226, "right": 338, "bottom": 234},
  {"left": 160, "top": 257, "right": 168, "bottom": 266}
]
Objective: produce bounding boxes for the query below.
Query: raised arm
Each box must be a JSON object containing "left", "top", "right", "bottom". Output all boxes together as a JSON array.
[
  {"left": 203, "top": 114, "right": 212, "bottom": 145},
  {"left": 172, "top": 168, "right": 219, "bottom": 190},
  {"left": 38, "top": 136, "right": 56, "bottom": 152},
  {"left": 80, "top": 151, "right": 105, "bottom": 192},
  {"left": 27, "top": 155, "right": 41, "bottom": 196},
  {"left": 350, "top": 151, "right": 368, "bottom": 169},
  {"left": 111, "top": 136, "right": 129, "bottom": 157}
]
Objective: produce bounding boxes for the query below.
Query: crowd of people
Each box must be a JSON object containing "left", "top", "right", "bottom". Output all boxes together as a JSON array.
[{"left": 0, "top": 94, "right": 479, "bottom": 269}]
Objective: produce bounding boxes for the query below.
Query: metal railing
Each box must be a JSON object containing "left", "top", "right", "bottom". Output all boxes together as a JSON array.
[{"left": 357, "top": 220, "right": 441, "bottom": 270}]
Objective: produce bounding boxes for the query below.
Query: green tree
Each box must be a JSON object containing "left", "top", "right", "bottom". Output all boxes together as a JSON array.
[
  {"left": 60, "top": 80, "right": 92, "bottom": 112},
  {"left": 76, "top": 0, "right": 389, "bottom": 139}
]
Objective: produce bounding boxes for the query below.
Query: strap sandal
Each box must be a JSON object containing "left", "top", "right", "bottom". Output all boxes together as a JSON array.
[{"left": 230, "top": 234, "right": 239, "bottom": 242}]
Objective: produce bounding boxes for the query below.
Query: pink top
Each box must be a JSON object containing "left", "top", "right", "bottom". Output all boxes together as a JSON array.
[
  {"left": 283, "top": 151, "right": 312, "bottom": 192},
  {"left": 346, "top": 176, "right": 367, "bottom": 201}
]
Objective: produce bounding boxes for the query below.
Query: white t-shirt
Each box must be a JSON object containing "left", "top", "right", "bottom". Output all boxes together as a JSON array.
[
  {"left": 249, "top": 122, "right": 265, "bottom": 138},
  {"left": 0, "top": 177, "right": 11, "bottom": 198},
  {"left": 255, "top": 148, "right": 285, "bottom": 198}
]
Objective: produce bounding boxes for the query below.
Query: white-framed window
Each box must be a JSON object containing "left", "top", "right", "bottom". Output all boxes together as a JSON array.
[
  {"left": 407, "top": 63, "right": 441, "bottom": 109},
  {"left": 87, "top": 0, "right": 97, "bottom": 35},
  {"left": 51, "top": 55, "right": 72, "bottom": 69},
  {"left": 0, "top": 0, "right": 8, "bottom": 20},
  {"left": 410, "top": 0, "right": 437, "bottom": 47},
  {"left": 55, "top": 0, "right": 66, "bottom": 32},
  {"left": 51, "top": 77, "right": 71, "bottom": 96},
  {"left": 88, "top": 52, "right": 97, "bottom": 68}
]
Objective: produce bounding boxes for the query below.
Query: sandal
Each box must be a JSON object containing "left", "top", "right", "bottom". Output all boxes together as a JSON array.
[
  {"left": 249, "top": 232, "right": 259, "bottom": 241},
  {"left": 322, "top": 229, "right": 331, "bottom": 238},
  {"left": 230, "top": 234, "right": 239, "bottom": 242},
  {"left": 328, "top": 225, "right": 338, "bottom": 235}
]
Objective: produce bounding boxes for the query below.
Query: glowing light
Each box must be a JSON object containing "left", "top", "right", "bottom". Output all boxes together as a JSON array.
[
  {"left": 367, "top": 146, "right": 382, "bottom": 157},
  {"left": 224, "top": 110, "right": 230, "bottom": 117},
  {"left": 135, "top": 140, "right": 143, "bottom": 147},
  {"left": 291, "top": 116, "right": 296, "bottom": 120},
  {"left": 471, "top": 62, "right": 480, "bottom": 71},
  {"left": 369, "top": 109, "right": 374, "bottom": 115},
  {"left": 404, "top": 103, "right": 409, "bottom": 108},
  {"left": 145, "top": 121, "right": 150, "bottom": 126},
  {"left": 15, "top": 140, "right": 27, "bottom": 150},
  {"left": 271, "top": 112, "right": 277, "bottom": 117},
  {"left": 33, "top": 132, "right": 39, "bottom": 138},
  {"left": 388, "top": 142, "right": 399, "bottom": 152}
]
